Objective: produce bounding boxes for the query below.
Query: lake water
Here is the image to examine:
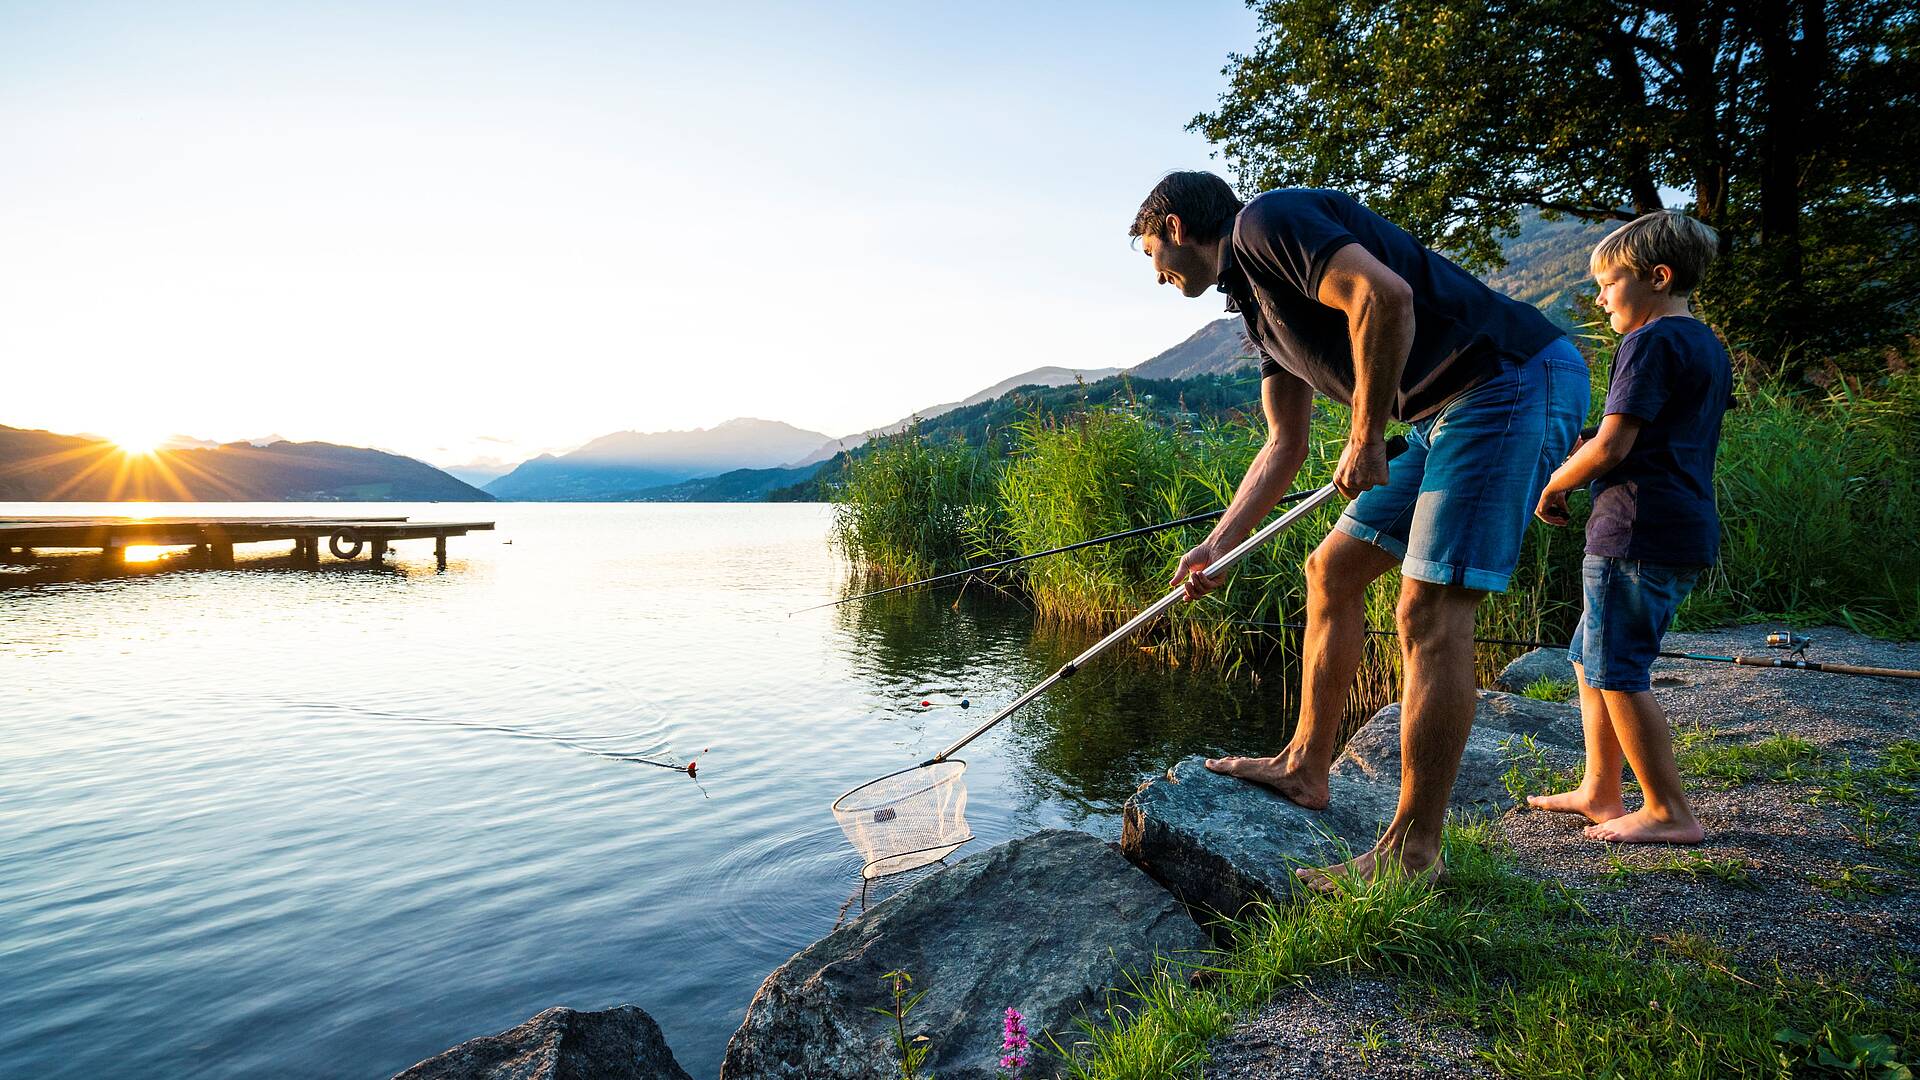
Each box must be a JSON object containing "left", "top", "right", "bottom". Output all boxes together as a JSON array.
[{"left": 0, "top": 502, "right": 1312, "bottom": 1078}]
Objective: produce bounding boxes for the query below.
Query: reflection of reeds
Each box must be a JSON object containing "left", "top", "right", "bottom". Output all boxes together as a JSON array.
[{"left": 832, "top": 363, "right": 1920, "bottom": 682}]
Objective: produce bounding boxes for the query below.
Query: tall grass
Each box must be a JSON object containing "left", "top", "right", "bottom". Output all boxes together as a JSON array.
[
  {"left": 1691, "top": 372, "right": 1920, "bottom": 635},
  {"left": 831, "top": 366, "right": 1920, "bottom": 670},
  {"left": 828, "top": 425, "right": 1002, "bottom": 585}
]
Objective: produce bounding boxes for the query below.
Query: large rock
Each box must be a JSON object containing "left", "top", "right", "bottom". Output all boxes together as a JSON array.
[
  {"left": 719, "top": 829, "right": 1208, "bottom": 1080},
  {"left": 1123, "top": 691, "right": 1582, "bottom": 919},
  {"left": 1123, "top": 759, "right": 1395, "bottom": 923},
  {"left": 1494, "top": 647, "right": 1577, "bottom": 693},
  {"left": 392, "top": 1005, "right": 692, "bottom": 1080},
  {"left": 1339, "top": 691, "right": 1584, "bottom": 816}
]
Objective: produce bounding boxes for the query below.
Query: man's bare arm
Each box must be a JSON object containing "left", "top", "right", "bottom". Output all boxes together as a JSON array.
[
  {"left": 1315, "top": 243, "right": 1414, "bottom": 498},
  {"left": 1172, "top": 368, "right": 1313, "bottom": 597},
  {"left": 1211, "top": 370, "right": 1314, "bottom": 546}
]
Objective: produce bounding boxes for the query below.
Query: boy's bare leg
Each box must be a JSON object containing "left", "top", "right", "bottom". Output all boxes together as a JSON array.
[
  {"left": 1207, "top": 531, "right": 1400, "bottom": 808},
  {"left": 1583, "top": 688, "right": 1703, "bottom": 844},
  {"left": 1526, "top": 662, "right": 1629, "bottom": 823},
  {"left": 1298, "top": 578, "right": 1481, "bottom": 887}
]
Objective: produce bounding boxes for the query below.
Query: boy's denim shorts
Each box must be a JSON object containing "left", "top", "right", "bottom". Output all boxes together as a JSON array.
[
  {"left": 1568, "top": 555, "right": 1702, "bottom": 692},
  {"left": 1335, "top": 337, "right": 1590, "bottom": 593}
]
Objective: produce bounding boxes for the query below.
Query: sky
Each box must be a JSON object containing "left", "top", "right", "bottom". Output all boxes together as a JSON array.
[{"left": 0, "top": 1, "right": 1258, "bottom": 468}]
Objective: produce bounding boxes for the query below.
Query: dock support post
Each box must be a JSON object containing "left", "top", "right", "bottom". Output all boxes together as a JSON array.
[
  {"left": 100, "top": 545, "right": 124, "bottom": 568},
  {"left": 303, "top": 538, "right": 320, "bottom": 569},
  {"left": 435, "top": 536, "right": 447, "bottom": 570},
  {"left": 371, "top": 539, "right": 388, "bottom": 565},
  {"left": 212, "top": 543, "right": 235, "bottom": 569}
]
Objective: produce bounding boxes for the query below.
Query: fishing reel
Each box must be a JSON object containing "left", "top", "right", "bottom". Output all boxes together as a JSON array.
[{"left": 1766, "top": 630, "right": 1811, "bottom": 656}]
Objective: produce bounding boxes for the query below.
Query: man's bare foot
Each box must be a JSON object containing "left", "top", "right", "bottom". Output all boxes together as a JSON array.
[
  {"left": 1204, "top": 752, "right": 1330, "bottom": 810},
  {"left": 1526, "top": 787, "right": 1628, "bottom": 824},
  {"left": 1295, "top": 846, "right": 1448, "bottom": 894},
  {"left": 1582, "top": 808, "right": 1704, "bottom": 844}
]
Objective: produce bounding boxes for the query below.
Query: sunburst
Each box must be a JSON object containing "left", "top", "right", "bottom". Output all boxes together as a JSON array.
[{"left": 111, "top": 431, "right": 168, "bottom": 456}]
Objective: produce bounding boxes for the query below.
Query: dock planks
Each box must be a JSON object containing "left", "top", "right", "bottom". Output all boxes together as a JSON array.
[{"left": 0, "top": 515, "right": 495, "bottom": 570}]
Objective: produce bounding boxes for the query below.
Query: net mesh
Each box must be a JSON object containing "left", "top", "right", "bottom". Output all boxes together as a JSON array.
[{"left": 832, "top": 760, "right": 971, "bottom": 879}]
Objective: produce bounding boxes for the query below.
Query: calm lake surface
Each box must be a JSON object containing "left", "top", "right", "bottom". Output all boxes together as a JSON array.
[{"left": 0, "top": 502, "right": 1310, "bottom": 1078}]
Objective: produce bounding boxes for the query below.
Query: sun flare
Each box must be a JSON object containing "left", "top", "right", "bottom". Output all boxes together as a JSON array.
[{"left": 112, "top": 431, "right": 168, "bottom": 456}]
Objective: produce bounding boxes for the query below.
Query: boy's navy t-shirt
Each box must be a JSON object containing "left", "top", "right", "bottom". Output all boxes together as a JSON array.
[
  {"left": 1218, "top": 189, "right": 1562, "bottom": 421},
  {"left": 1587, "top": 316, "right": 1734, "bottom": 566}
]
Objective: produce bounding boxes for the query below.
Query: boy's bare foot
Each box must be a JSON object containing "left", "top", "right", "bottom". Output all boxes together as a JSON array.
[
  {"left": 1582, "top": 808, "right": 1704, "bottom": 844},
  {"left": 1204, "top": 752, "right": 1330, "bottom": 810},
  {"left": 1296, "top": 846, "right": 1448, "bottom": 894},
  {"left": 1526, "top": 787, "right": 1628, "bottom": 824}
]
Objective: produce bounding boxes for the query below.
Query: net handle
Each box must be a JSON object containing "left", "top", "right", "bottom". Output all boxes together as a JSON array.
[{"left": 921, "top": 442, "right": 1404, "bottom": 767}]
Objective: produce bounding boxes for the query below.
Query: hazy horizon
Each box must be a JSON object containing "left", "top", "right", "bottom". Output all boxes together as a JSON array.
[{"left": 2, "top": 1, "right": 1254, "bottom": 469}]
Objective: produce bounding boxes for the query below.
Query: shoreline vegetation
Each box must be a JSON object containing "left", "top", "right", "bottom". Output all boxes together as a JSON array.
[{"left": 828, "top": 345, "right": 1920, "bottom": 681}]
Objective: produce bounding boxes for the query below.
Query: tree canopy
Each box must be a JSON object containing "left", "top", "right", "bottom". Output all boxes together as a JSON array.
[{"left": 1194, "top": 0, "right": 1919, "bottom": 379}]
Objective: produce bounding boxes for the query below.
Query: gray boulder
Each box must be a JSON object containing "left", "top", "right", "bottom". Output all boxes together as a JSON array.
[
  {"left": 1494, "top": 647, "right": 1577, "bottom": 694},
  {"left": 392, "top": 1005, "right": 692, "bottom": 1080},
  {"left": 1123, "top": 759, "right": 1395, "bottom": 923},
  {"left": 1340, "top": 691, "right": 1584, "bottom": 816},
  {"left": 1124, "top": 691, "right": 1582, "bottom": 918},
  {"left": 719, "top": 829, "right": 1208, "bottom": 1080}
]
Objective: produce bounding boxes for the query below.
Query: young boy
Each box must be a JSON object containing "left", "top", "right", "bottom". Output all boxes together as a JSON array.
[{"left": 1529, "top": 210, "right": 1733, "bottom": 844}]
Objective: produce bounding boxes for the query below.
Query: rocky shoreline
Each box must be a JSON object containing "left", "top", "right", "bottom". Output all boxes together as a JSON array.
[{"left": 391, "top": 625, "right": 1919, "bottom": 1079}]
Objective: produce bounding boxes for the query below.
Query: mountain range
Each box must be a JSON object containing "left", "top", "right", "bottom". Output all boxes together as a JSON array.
[
  {"left": 482, "top": 418, "right": 835, "bottom": 501},
  {"left": 0, "top": 427, "right": 492, "bottom": 502}
]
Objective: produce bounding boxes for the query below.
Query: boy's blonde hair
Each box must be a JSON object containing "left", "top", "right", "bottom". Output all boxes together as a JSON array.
[{"left": 1590, "top": 210, "right": 1721, "bottom": 295}]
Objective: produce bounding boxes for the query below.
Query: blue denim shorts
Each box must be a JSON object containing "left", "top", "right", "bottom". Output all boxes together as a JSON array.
[
  {"left": 1335, "top": 337, "right": 1590, "bottom": 592},
  {"left": 1568, "top": 555, "right": 1701, "bottom": 692}
]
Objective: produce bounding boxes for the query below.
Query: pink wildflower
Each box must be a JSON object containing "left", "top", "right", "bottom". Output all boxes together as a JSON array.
[{"left": 999, "top": 1007, "right": 1029, "bottom": 1075}]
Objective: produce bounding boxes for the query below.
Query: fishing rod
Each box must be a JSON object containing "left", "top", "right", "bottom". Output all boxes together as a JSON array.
[
  {"left": 791, "top": 487, "right": 1320, "bottom": 616},
  {"left": 1239, "top": 622, "right": 1920, "bottom": 680}
]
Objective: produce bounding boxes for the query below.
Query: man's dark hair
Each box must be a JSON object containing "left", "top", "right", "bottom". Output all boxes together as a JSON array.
[{"left": 1129, "top": 171, "right": 1244, "bottom": 245}]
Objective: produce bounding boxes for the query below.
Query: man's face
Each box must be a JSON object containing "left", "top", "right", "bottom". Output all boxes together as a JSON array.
[{"left": 1142, "top": 216, "right": 1217, "bottom": 298}]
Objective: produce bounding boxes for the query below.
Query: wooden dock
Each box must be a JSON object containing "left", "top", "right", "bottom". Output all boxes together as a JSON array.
[{"left": 0, "top": 515, "right": 496, "bottom": 571}]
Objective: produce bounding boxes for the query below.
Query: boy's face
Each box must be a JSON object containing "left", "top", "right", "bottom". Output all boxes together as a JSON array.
[
  {"left": 1594, "top": 263, "right": 1674, "bottom": 335},
  {"left": 1142, "top": 216, "right": 1218, "bottom": 298}
]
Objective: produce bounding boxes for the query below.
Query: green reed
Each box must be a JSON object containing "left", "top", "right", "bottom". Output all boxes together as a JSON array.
[
  {"left": 828, "top": 425, "right": 1003, "bottom": 585},
  {"left": 1690, "top": 371, "right": 1920, "bottom": 636},
  {"left": 831, "top": 364, "right": 1920, "bottom": 674}
]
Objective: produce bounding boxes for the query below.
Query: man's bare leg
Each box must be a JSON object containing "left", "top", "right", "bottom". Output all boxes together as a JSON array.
[
  {"left": 1583, "top": 688, "right": 1703, "bottom": 843},
  {"left": 1526, "top": 662, "right": 1629, "bottom": 823},
  {"left": 1207, "top": 531, "right": 1399, "bottom": 808},
  {"left": 1299, "top": 578, "right": 1481, "bottom": 887}
]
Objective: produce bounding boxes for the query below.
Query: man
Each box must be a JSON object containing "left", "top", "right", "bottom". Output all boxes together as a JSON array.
[{"left": 1133, "top": 171, "right": 1589, "bottom": 885}]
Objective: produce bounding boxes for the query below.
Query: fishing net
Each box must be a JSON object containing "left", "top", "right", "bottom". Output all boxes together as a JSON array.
[{"left": 832, "top": 760, "right": 971, "bottom": 879}]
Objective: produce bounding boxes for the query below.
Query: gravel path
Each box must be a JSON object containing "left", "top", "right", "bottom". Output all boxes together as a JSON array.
[
  {"left": 1202, "top": 977, "right": 1492, "bottom": 1079},
  {"left": 1202, "top": 625, "right": 1919, "bottom": 1079},
  {"left": 1505, "top": 625, "right": 1920, "bottom": 995}
]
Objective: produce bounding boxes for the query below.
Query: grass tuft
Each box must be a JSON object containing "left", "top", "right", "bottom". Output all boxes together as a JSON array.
[
  {"left": 1519, "top": 677, "right": 1577, "bottom": 703},
  {"left": 1674, "top": 731, "right": 1824, "bottom": 787},
  {"left": 1602, "top": 849, "right": 1757, "bottom": 888}
]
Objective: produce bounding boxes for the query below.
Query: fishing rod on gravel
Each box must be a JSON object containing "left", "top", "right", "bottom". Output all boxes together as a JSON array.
[
  {"left": 1238, "top": 622, "right": 1920, "bottom": 680},
  {"left": 790, "top": 487, "right": 1322, "bottom": 616}
]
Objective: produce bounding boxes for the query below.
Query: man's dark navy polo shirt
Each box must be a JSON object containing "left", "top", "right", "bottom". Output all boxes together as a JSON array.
[
  {"left": 1215, "top": 189, "right": 1562, "bottom": 421},
  {"left": 1587, "top": 315, "right": 1735, "bottom": 567}
]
